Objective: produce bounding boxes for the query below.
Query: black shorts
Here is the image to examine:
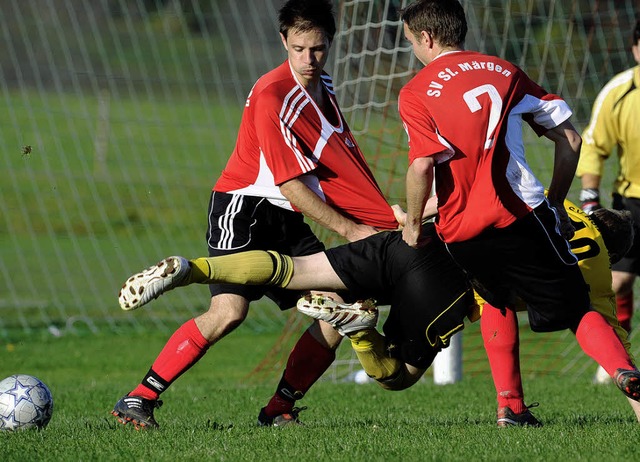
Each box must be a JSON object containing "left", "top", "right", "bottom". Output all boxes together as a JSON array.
[
  {"left": 325, "top": 223, "right": 473, "bottom": 369},
  {"left": 445, "top": 201, "right": 590, "bottom": 332},
  {"left": 206, "top": 191, "right": 325, "bottom": 309},
  {"left": 611, "top": 195, "right": 640, "bottom": 274}
]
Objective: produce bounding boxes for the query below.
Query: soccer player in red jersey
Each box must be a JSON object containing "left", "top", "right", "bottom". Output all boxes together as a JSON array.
[
  {"left": 397, "top": 0, "right": 640, "bottom": 420},
  {"left": 112, "top": 0, "right": 397, "bottom": 429}
]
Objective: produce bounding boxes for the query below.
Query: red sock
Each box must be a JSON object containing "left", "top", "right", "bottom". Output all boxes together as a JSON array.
[
  {"left": 130, "top": 319, "right": 210, "bottom": 400},
  {"left": 264, "top": 330, "right": 335, "bottom": 417},
  {"left": 575, "top": 311, "right": 635, "bottom": 376},
  {"left": 616, "top": 292, "right": 634, "bottom": 333},
  {"left": 481, "top": 304, "right": 525, "bottom": 414}
]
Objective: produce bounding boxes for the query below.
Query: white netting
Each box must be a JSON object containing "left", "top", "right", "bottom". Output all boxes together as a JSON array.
[{"left": 2, "top": 0, "right": 639, "bottom": 380}]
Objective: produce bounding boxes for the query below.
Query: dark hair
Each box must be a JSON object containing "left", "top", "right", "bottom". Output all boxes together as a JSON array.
[
  {"left": 634, "top": 20, "right": 640, "bottom": 45},
  {"left": 279, "top": 0, "right": 336, "bottom": 43},
  {"left": 400, "top": 0, "right": 467, "bottom": 48},
  {"left": 589, "top": 208, "right": 635, "bottom": 265}
]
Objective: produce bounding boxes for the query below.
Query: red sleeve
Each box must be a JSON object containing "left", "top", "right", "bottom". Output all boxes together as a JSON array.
[{"left": 399, "top": 87, "right": 454, "bottom": 165}]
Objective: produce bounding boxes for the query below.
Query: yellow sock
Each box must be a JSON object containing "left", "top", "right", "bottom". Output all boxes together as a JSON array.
[
  {"left": 349, "top": 329, "right": 401, "bottom": 380},
  {"left": 185, "top": 250, "right": 293, "bottom": 287}
]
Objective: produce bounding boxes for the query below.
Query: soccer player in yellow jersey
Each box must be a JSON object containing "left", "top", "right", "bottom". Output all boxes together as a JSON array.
[
  {"left": 577, "top": 21, "right": 640, "bottom": 369},
  {"left": 480, "top": 199, "right": 638, "bottom": 426}
]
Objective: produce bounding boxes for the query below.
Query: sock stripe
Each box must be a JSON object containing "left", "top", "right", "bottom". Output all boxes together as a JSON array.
[{"left": 266, "top": 251, "right": 294, "bottom": 287}]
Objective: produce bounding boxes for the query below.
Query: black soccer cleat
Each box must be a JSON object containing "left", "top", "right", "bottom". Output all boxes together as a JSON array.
[
  {"left": 496, "top": 403, "right": 543, "bottom": 428},
  {"left": 614, "top": 368, "right": 640, "bottom": 401},
  {"left": 257, "top": 406, "right": 307, "bottom": 427},
  {"left": 112, "top": 394, "right": 163, "bottom": 430}
]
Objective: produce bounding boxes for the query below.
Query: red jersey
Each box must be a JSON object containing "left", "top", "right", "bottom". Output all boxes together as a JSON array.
[
  {"left": 399, "top": 50, "right": 573, "bottom": 242},
  {"left": 214, "top": 61, "right": 397, "bottom": 230}
]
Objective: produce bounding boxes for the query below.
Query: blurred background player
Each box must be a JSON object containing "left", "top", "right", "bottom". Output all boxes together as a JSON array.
[
  {"left": 576, "top": 20, "right": 640, "bottom": 384},
  {"left": 396, "top": 0, "right": 640, "bottom": 405},
  {"left": 112, "top": 0, "right": 398, "bottom": 429}
]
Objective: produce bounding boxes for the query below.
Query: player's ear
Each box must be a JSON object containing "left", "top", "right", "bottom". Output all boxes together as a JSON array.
[
  {"left": 280, "top": 32, "right": 288, "bottom": 51},
  {"left": 421, "top": 30, "right": 434, "bottom": 48},
  {"left": 632, "top": 42, "right": 640, "bottom": 64}
]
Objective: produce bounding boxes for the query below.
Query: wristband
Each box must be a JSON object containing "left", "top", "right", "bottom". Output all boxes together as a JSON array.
[{"left": 579, "top": 188, "right": 600, "bottom": 203}]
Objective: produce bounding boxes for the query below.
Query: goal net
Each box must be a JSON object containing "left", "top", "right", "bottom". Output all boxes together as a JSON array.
[{"left": 2, "top": 0, "right": 639, "bottom": 382}]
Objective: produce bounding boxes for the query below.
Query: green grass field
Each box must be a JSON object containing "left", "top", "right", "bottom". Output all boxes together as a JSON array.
[
  {"left": 2, "top": 86, "right": 638, "bottom": 460},
  {"left": 1, "top": 324, "right": 639, "bottom": 461}
]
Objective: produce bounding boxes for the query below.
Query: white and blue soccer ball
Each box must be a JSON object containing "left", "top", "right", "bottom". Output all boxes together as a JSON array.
[{"left": 0, "top": 374, "right": 53, "bottom": 431}]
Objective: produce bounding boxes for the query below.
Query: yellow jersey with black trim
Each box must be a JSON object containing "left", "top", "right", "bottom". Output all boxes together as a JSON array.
[
  {"left": 577, "top": 65, "right": 640, "bottom": 198},
  {"left": 473, "top": 199, "right": 632, "bottom": 357}
]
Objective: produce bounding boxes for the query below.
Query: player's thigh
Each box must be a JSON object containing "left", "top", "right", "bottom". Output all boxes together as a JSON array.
[
  {"left": 324, "top": 231, "right": 397, "bottom": 303},
  {"left": 287, "top": 253, "right": 347, "bottom": 291}
]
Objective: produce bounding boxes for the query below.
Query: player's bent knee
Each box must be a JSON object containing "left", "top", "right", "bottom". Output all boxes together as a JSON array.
[{"left": 376, "top": 366, "right": 424, "bottom": 391}]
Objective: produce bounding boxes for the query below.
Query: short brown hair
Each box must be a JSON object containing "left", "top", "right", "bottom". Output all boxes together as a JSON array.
[
  {"left": 400, "top": 0, "right": 467, "bottom": 48},
  {"left": 279, "top": 0, "right": 336, "bottom": 43},
  {"left": 589, "top": 208, "right": 635, "bottom": 264}
]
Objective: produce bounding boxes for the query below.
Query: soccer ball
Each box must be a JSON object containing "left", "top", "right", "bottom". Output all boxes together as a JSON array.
[{"left": 0, "top": 374, "right": 54, "bottom": 431}]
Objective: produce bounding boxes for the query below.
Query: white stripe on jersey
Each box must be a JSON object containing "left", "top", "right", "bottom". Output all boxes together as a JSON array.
[
  {"left": 280, "top": 87, "right": 315, "bottom": 173},
  {"left": 216, "top": 194, "right": 243, "bottom": 250},
  {"left": 501, "top": 94, "right": 571, "bottom": 208}
]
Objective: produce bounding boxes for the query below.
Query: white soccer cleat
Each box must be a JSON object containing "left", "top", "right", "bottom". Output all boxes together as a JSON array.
[
  {"left": 118, "top": 256, "right": 190, "bottom": 311},
  {"left": 296, "top": 293, "right": 378, "bottom": 335}
]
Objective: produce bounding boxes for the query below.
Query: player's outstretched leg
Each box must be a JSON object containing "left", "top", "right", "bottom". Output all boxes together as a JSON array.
[
  {"left": 118, "top": 256, "right": 191, "bottom": 310},
  {"left": 112, "top": 395, "right": 163, "bottom": 430},
  {"left": 614, "top": 369, "right": 640, "bottom": 401},
  {"left": 296, "top": 293, "right": 378, "bottom": 335}
]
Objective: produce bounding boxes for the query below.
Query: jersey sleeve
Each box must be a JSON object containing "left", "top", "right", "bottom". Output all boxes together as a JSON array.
[
  {"left": 252, "top": 89, "right": 317, "bottom": 185},
  {"left": 398, "top": 87, "right": 454, "bottom": 165},
  {"left": 576, "top": 83, "right": 618, "bottom": 178},
  {"left": 517, "top": 72, "right": 573, "bottom": 136}
]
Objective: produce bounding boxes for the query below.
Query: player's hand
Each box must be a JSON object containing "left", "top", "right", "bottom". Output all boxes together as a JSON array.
[
  {"left": 402, "top": 222, "right": 428, "bottom": 248},
  {"left": 550, "top": 200, "right": 575, "bottom": 240},
  {"left": 391, "top": 204, "right": 407, "bottom": 228},
  {"left": 345, "top": 223, "right": 379, "bottom": 242}
]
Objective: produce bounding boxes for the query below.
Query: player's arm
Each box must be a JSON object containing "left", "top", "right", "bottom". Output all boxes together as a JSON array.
[
  {"left": 403, "top": 156, "right": 434, "bottom": 248},
  {"left": 279, "top": 177, "right": 378, "bottom": 242},
  {"left": 392, "top": 195, "right": 437, "bottom": 227},
  {"left": 576, "top": 82, "right": 618, "bottom": 213},
  {"left": 543, "top": 119, "right": 582, "bottom": 239}
]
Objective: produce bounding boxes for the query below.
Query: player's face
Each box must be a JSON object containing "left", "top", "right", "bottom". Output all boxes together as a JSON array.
[
  {"left": 403, "top": 23, "right": 430, "bottom": 66},
  {"left": 281, "top": 27, "right": 330, "bottom": 87}
]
